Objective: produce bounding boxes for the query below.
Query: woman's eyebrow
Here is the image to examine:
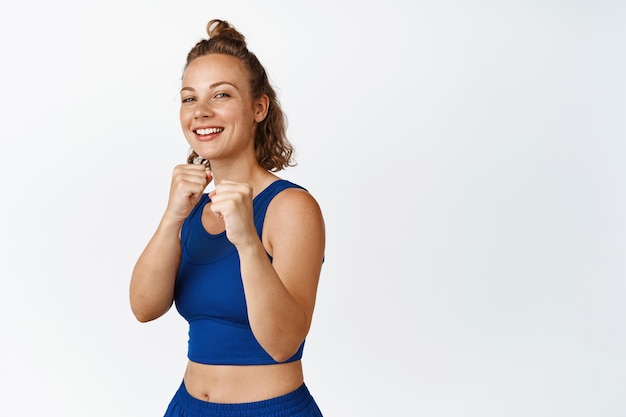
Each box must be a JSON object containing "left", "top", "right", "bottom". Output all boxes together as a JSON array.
[
  {"left": 209, "top": 81, "right": 238, "bottom": 89},
  {"left": 180, "top": 81, "right": 238, "bottom": 94}
]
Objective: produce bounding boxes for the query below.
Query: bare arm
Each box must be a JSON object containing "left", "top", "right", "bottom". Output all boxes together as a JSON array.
[
  {"left": 210, "top": 184, "right": 325, "bottom": 361},
  {"left": 129, "top": 215, "right": 184, "bottom": 322},
  {"left": 129, "top": 164, "right": 211, "bottom": 322}
]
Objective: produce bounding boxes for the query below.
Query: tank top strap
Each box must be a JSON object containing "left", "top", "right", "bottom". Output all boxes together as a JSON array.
[{"left": 252, "top": 179, "right": 306, "bottom": 239}]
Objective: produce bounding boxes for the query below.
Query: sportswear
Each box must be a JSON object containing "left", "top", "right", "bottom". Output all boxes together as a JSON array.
[
  {"left": 174, "top": 180, "right": 306, "bottom": 365},
  {"left": 163, "top": 381, "right": 323, "bottom": 417}
]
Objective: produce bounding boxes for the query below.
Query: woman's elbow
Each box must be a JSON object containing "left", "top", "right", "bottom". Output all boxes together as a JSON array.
[
  {"left": 265, "top": 339, "right": 305, "bottom": 363},
  {"left": 132, "top": 310, "right": 157, "bottom": 323},
  {"left": 130, "top": 299, "right": 171, "bottom": 323},
  {"left": 269, "top": 351, "right": 296, "bottom": 364}
]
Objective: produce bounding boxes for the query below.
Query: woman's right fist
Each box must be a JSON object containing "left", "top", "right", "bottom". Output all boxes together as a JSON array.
[{"left": 165, "top": 164, "right": 213, "bottom": 222}]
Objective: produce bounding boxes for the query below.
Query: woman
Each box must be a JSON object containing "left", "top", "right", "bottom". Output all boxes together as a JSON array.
[{"left": 130, "top": 19, "right": 325, "bottom": 417}]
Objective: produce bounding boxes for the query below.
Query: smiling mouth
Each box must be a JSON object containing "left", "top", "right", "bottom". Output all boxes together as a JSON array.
[{"left": 194, "top": 127, "right": 224, "bottom": 135}]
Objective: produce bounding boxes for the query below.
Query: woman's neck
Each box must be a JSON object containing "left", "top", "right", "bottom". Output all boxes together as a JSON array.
[{"left": 210, "top": 160, "right": 277, "bottom": 197}]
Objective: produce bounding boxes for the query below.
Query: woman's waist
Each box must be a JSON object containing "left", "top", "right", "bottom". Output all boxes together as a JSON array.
[
  {"left": 184, "top": 316, "right": 305, "bottom": 365},
  {"left": 183, "top": 360, "right": 304, "bottom": 404}
]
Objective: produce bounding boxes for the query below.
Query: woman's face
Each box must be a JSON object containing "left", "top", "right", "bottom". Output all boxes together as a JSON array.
[{"left": 179, "top": 54, "right": 267, "bottom": 163}]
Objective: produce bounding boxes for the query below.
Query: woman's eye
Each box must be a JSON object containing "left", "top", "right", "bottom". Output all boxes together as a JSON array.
[
  {"left": 215, "top": 92, "right": 230, "bottom": 99},
  {"left": 181, "top": 97, "right": 196, "bottom": 103}
]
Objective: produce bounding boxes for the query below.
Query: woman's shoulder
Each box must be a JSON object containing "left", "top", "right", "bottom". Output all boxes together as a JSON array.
[
  {"left": 265, "top": 180, "right": 324, "bottom": 229},
  {"left": 270, "top": 180, "right": 319, "bottom": 209},
  {"left": 262, "top": 182, "right": 325, "bottom": 257}
]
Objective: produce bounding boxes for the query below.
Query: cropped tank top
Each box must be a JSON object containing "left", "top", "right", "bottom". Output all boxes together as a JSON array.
[{"left": 174, "top": 179, "right": 306, "bottom": 365}]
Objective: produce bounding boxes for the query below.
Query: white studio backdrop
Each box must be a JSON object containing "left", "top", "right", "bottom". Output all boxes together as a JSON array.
[{"left": 0, "top": 1, "right": 625, "bottom": 416}]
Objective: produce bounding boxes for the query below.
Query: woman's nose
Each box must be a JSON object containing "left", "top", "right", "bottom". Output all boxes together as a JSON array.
[{"left": 194, "top": 101, "right": 213, "bottom": 118}]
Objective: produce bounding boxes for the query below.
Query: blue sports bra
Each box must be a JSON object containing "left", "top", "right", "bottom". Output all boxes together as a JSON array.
[{"left": 174, "top": 179, "right": 306, "bottom": 365}]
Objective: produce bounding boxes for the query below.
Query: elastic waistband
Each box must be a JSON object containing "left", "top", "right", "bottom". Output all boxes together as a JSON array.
[{"left": 172, "top": 381, "right": 315, "bottom": 417}]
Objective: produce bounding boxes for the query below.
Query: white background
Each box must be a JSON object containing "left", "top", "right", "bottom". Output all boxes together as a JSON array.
[{"left": 1, "top": 1, "right": 625, "bottom": 416}]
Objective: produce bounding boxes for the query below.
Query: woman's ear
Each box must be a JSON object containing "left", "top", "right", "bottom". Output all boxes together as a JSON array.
[{"left": 254, "top": 94, "right": 270, "bottom": 122}]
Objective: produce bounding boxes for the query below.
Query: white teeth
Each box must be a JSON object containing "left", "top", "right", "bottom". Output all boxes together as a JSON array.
[{"left": 196, "top": 127, "right": 223, "bottom": 135}]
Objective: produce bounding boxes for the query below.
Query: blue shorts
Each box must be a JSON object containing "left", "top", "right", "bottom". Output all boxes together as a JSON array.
[{"left": 163, "top": 381, "right": 323, "bottom": 417}]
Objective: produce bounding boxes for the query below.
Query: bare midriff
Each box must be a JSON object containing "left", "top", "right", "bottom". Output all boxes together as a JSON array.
[{"left": 183, "top": 360, "right": 304, "bottom": 403}]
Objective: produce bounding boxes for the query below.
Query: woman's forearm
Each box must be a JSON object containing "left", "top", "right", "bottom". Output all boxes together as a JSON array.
[
  {"left": 130, "top": 215, "right": 184, "bottom": 322},
  {"left": 237, "top": 240, "right": 311, "bottom": 362}
]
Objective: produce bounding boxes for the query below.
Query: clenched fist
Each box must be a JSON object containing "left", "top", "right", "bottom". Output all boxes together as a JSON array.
[
  {"left": 165, "top": 164, "right": 213, "bottom": 223},
  {"left": 209, "top": 180, "right": 257, "bottom": 248}
]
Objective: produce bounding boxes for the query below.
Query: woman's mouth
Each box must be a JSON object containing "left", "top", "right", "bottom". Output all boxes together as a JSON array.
[{"left": 194, "top": 127, "right": 224, "bottom": 135}]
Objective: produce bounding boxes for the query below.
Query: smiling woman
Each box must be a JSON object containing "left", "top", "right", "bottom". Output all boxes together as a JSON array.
[
  {"left": 179, "top": 54, "right": 267, "bottom": 169},
  {"left": 129, "top": 19, "right": 325, "bottom": 417},
  {"left": 181, "top": 20, "right": 294, "bottom": 174}
]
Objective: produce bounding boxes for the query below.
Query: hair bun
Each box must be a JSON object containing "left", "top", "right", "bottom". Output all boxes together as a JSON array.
[{"left": 206, "top": 19, "right": 246, "bottom": 44}]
